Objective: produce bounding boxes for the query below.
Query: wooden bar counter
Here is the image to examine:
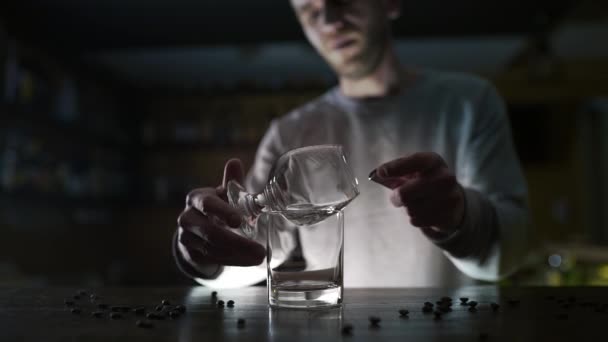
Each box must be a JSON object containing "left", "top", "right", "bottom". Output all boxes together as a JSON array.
[{"left": 2, "top": 286, "right": 607, "bottom": 341}]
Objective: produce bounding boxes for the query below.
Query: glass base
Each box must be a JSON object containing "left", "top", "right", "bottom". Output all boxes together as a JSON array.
[{"left": 269, "top": 282, "right": 342, "bottom": 309}]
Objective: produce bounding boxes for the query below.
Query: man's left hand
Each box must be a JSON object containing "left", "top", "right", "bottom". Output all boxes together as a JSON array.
[{"left": 372, "top": 152, "right": 465, "bottom": 233}]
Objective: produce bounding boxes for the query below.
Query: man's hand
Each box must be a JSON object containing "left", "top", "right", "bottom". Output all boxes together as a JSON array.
[
  {"left": 371, "top": 152, "right": 465, "bottom": 233},
  {"left": 176, "top": 159, "right": 266, "bottom": 274}
]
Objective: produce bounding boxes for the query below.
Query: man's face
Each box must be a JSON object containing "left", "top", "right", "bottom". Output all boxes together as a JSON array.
[{"left": 291, "top": 0, "right": 394, "bottom": 80}]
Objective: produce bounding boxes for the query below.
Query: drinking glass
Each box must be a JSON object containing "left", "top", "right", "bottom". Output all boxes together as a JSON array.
[{"left": 227, "top": 144, "right": 359, "bottom": 308}]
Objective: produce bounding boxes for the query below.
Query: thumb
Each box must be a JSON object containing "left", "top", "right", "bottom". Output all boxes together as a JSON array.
[{"left": 222, "top": 158, "right": 245, "bottom": 188}]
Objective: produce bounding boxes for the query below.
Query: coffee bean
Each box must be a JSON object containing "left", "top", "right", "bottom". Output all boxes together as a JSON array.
[
  {"left": 237, "top": 318, "right": 246, "bottom": 329},
  {"left": 468, "top": 306, "right": 478, "bottom": 313},
  {"left": 78, "top": 290, "right": 88, "bottom": 296},
  {"left": 342, "top": 324, "right": 353, "bottom": 335},
  {"left": 211, "top": 291, "right": 218, "bottom": 298},
  {"left": 175, "top": 305, "right": 186, "bottom": 313},
  {"left": 73, "top": 295, "right": 81, "bottom": 300},
  {"left": 161, "top": 300, "right": 171, "bottom": 306},
  {"left": 133, "top": 307, "right": 146, "bottom": 315},
  {"left": 491, "top": 303, "right": 500, "bottom": 312},
  {"left": 369, "top": 316, "right": 381, "bottom": 327},
  {"left": 227, "top": 300, "right": 235, "bottom": 307},
  {"left": 110, "top": 313, "right": 122, "bottom": 320},
  {"left": 468, "top": 301, "right": 478, "bottom": 308},
  {"left": 460, "top": 297, "right": 469, "bottom": 304},
  {"left": 64, "top": 300, "right": 75, "bottom": 307},
  {"left": 424, "top": 301, "right": 434, "bottom": 307},
  {"left": 136, "top": 320, "right": 153, "bottom": 328},
  {"left": 155, "top": 305, "right": 164, "bottom": 312},
  {"left": 217, "top": 300, "right": 225, "bottom": 308},
  {"left": 439, "top": 306, "right": 451, "bottom": 313},
  {"left": 398, "top": 309, "right": 409, "bottom": 317},
  {"left": 97, "top": 303, "right": 108, "bottom": 310},
  {"left": 91, "top": 311, "right": 104, "bottom": 318},
  {"left": 433, "top": 311, "right": 442, "bottom": 320},
  {"left": 71, "top": 308, "right": 81, "bottom": 315},
  {"left": 440, "top": 297, "right": 452, "bottom": 302},
  {"left": 423, "top": 306, "right": 433, "bottom": 313},
  {"left": 89, "top": 294, "right": 98, "bottom": 301}
]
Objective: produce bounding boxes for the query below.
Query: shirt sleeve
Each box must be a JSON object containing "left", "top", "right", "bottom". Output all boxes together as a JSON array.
[
  {"left": 174, "top": 119, "right": 297, "bottom": 288},
  {"left": 423, "top": 82, "right": 531, "bottom": 282}
]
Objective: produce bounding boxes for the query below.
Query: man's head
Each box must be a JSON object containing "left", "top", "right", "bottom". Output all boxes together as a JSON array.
[{"left": 290, "top": 0, "right": 400, "bottom": 80}]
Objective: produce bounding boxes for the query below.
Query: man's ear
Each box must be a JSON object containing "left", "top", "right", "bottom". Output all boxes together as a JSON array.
[{"left": 386, "top": 0, "right": 401, "bottom": 20}]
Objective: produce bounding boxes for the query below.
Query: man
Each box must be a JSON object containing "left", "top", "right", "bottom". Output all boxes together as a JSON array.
[{"left": 174, "top": 0, "right": 530, "bottom": 288}]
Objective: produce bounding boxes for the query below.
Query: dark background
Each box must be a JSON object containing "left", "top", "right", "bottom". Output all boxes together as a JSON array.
[{"left": 0, "top": 0, "right": 607, "bottom": 287}]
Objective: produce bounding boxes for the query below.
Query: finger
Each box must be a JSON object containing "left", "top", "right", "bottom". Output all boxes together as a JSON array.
[
  {"left": 178, "top": 208, "right": 211, "bottom": 239},
  {"left": 407, "top": 199, "right": 457, "bottom": 228},
  {"left": 389, "top": 173, "right": 457, "bottom": 207},
  {"left": 184, "top": 191, "right": 242, "bottom": 228},
  {"left": 222, "top": 158, "right": 245, "bottom": 188},
  {"left": 377, "top": 152, "right": 445, "bottom": 178}
]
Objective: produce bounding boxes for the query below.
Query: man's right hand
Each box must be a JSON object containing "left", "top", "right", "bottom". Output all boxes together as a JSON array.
[{"left": 176, "top": 158, "right": 266, "bottom": 276}]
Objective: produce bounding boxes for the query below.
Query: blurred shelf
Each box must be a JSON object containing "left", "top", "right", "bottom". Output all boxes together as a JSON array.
[
  {"left": 0, "top": 191, "right": 129, "bottom": 209},
  {"left": 141, "top": 142, "right": 258, "bottom": 154},
  {"left": 0, "top": 104, "right": 129, "bottom": 151}
]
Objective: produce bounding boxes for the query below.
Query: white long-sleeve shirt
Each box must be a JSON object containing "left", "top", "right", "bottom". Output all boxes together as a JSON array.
[{"left": 178, "top": 70, "right": 530, "bottom": 288}]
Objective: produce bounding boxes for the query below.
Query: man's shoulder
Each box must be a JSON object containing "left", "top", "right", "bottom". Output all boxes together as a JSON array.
[{"left": 422, "top": 70, "right": 494, "bottom": 97}]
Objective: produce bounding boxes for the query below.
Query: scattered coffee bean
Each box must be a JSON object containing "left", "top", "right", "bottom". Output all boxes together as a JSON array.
[
  {"left": 64, "top": 300, "right": 75, "bottom": 307},
  {"left": 89, "top": 294, "right": 98, "bottom": 301},
  {"left": 91, "top": 311, "right": 104, "bottom": 318},
  {"left": 136, "top": 320, "right": 154, "bottom": 329},
  {"left": 424, "top": 301, "right": 434, "bottom": 307},
  {"left": 73, "top": 295, "right": 81, "bottom": 300},
  {"left": 133, "top": 307, "right": 146, "bottom": 315},
  {"left": 110, "top": 313, "right": 122, "bottom": 320},
  {"left": 468, "top": 306, "right": 478, "bottom": 313},
  {"left": 146, "top": 313, "right": 164, "bottom": 320},
  {"left": 217, "top": 300, "right": 225, "bottom": 308},
  {"left": 433, "top": 311, "right": 442, "bottom": 320},
  {"left": 460, "top": 297, "right": 469, "bottom": 304},
  {"left": 491, "top": 303, "right": 500, "bottom": 312},
  {"left": 237, "top": 318, "right": 246, "bottom": 329},
  {"left": 440, "top": 297, "right": 452, "bottom": 302},
  {"left": 155, "top": 305, "right": 164, "bottom": 312},
  {"left": 479, "top": 332, "right": 489, "bottom": 341},
  {"left": 161, "top": 300, "right": 171, "bottom": 306},
  {"left": 468, "top": 301, "right": 478, "bottom": 308},
  {"left": 97, "top": 303, "right": 108, "bottom": 310},
  {"left": 227, "top": 300, "right": 235, "bottom": 307},
  {"left": 439, "top": 306, "right": 451, "bottom": 313},
  {"left": 423, "top": 306, "right": 433, "bottom": 313},
  {"left": 342, "top": 324, "right": 353, "bottom": 335},
  {"left": 174, "top": 305, "right": 186, "bottom": 313},
  {"left": 71, "top": 308, "right": 81, "bottom": 315},
  {"left": 369, "top": 316, "right": 381, "bottom": 327},
  {"left": 211, "top": 291, "right": 218, "bottom": 298},
  {"left": 398, "top": 309, "right": 409, "bottom": 317}
]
